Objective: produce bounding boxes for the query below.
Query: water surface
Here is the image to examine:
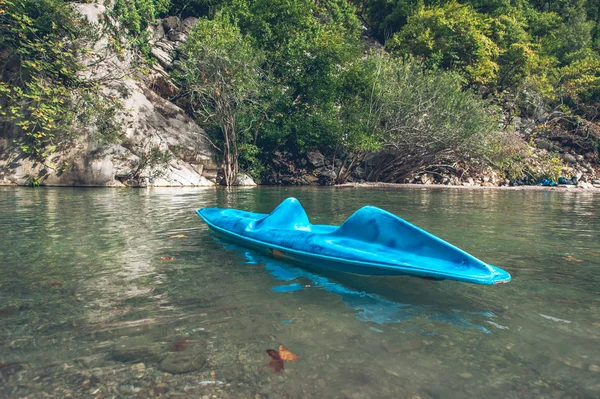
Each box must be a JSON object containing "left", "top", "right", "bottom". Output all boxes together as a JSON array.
[{"left": 1, "top": 186, "right": 599, "bottom": 398}]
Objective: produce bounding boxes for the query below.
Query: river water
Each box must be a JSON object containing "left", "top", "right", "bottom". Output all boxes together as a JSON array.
[{"left": 0, "top": 186, "right": 599, "bottom": 398}]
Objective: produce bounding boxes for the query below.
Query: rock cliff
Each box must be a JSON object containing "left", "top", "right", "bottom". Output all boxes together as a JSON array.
[{"left": 0, "top": 2, "right": 219, "bottom": 187}]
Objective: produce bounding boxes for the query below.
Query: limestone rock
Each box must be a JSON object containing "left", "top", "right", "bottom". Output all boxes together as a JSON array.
[
  {"left": 318, "top": 168, "right": 337, "bottom": 179},
  {"left": 73, "top": 3, "right": 105, "bottom": 25},
  {"left": 163, "top": 16, "right": 181, "bottom": 32},
  {"left": 167, "top": 30, "right": 187, "bottom": 42},
  {"left": 307, "top": 151, "right": 325, "bottom": 167},
  {"left": 0, "top": 6, "right": 218, "bottom": 188},
  {"left": 562, "top": 153, "right": 577, "bottom": 164},
  {"left": 182, "top": 17, "right": 199, "bottom": 33},
  {"left": 233, "top": 173, "right": 257, "bottom": 186},
  {"left": 151, "top": 47, "right": 173, "bottom": 70},
  {"left": 150, "top": 20, "right": 165, "bottom": 43}
]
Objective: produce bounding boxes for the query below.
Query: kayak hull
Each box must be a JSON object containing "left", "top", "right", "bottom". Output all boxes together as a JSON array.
[{"left": 197, "top": 198, "right": 511, "bottom": 285}]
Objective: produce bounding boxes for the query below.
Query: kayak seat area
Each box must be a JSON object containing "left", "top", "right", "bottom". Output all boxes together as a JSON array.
[
  {"left": 252, "top": 197, "right": 311, "bottom": 231},
  {"left": 332, "top": 206, "right": 478, "bottom": 266}
]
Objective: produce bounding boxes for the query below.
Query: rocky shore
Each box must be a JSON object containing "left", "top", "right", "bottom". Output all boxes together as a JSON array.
[
  {"left": 1, "top": 4, "right": 598, "bottom": 190},
  {"left": 0, "top": 4, "right": 221, "bottom": 188}
]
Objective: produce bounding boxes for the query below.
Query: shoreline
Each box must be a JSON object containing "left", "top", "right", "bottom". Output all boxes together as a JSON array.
[
  {"left": 335, "top": 182, "right": 600, "bottom": 192},
  {"left": 1, "top": 181, "right": 600, "bottom": 192}
]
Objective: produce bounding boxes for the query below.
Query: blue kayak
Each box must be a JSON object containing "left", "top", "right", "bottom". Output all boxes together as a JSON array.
[{"left": 197, "top": 198, "right": 511, "bottom": 285}]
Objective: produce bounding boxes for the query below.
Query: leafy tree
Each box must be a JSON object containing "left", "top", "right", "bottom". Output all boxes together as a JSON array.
[
  {"left": 222, "top": 0, "right": 363, "bottom": 157},
  {"left": 386, "top": 2, "right": 500, "bottom": 87},
  {"left": 176, "top": 13, "right": 265, "bottom": 185},
  {"left": 352, "top": 0, "right": 418, "bottom": 41}
]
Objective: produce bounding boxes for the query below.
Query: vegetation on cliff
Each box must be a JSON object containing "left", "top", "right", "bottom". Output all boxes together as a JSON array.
[
  {"left": 1, "top": 0, "right": 598, "bottom": 185},
  {"left": 0, "top": 0, "right": 121, "bottom": 161}
]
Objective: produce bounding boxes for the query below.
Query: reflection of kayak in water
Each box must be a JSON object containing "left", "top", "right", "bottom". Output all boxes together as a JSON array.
[
  {"left": 197, "top": 197, "right": 511, "bottom": 285},
  {"left": 222, "top": 245, "right": 501, "bottom": 334}
]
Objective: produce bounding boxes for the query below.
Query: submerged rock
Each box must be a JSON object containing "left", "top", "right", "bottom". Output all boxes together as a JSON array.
[
  {"left": 112, "top": 337, "right": 165, "bottom": 363},
  {"left": 159, "top": 352, "right": 207, "bottom": 374}
]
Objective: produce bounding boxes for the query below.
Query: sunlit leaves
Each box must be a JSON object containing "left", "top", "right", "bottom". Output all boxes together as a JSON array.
[{"left": 0, "top": 0, "right": 122, "bottom": 159}]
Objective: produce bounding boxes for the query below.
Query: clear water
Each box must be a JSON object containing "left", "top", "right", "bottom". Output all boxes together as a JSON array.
[{"left": 1, "top": 186, "right": 599, "bottom": 398}]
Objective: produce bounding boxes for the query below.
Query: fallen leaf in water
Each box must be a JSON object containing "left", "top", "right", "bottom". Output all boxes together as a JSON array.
[
  {"left": 266, "top": 349, "right": 284, "bottom": 373},
  {"left": 264, "top": 345, "right": 299, "bottom": 373},
  {"left": 564, "top": 256, "right": 583, "bottom": 262},
  {"left": 169, "top": 234, "right": 187, "bottom": 239},
  {"left": 161, "top": 256, "right": 175, "bottom": 261},
  {"left": 50, "top": 281, "right": 63, "bottom": 288},
  {"left": 171, "top": 338, "right": 190, "bottom": 352},
  {"left": 278, "top": 345, "right": 300, "bottom": 361}
]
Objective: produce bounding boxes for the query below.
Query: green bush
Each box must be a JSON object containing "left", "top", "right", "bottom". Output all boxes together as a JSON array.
[
  {"left": 112, "top": 0, "right": 170, "bottom": 34},
  {"left": 386, "top": 2, "right": 500, "bottom": 86}
]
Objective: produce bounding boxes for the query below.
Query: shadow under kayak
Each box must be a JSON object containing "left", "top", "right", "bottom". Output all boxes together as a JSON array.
[{"left": 197, "top": 198, "right": 511, "bottom": 285}]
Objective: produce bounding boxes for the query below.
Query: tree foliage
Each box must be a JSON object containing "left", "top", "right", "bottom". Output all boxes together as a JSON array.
[
  {"left": 0, "top": 0, "right": 121, "bottom": 159},
  {"left": 5, "top": 0, "right": 599, "bottom": 184},
  {"left": 386, "top": 2, "right": 500, "bottom": 86},
  {"left": 176, "top": 13, "right": 265, "bottom": 185},
  {"left": 112, "top": 0, "right": 170, "bottom": 34}
]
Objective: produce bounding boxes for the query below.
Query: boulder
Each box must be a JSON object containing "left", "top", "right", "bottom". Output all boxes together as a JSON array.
[
  {"left": 151, "top": 47, "right": 173, "bottom": 70},
  {"left": 182, "top": 17, "right": 199, "bottom": 33},
  {"left": 562, "top": 153, "right": 577, "bottom": 164},
  {"left": 307, "top": 151, "right": 325, "bottom": 168},
  {"left": 233, "top": 173, "right": 257, "bottom": 186},
  {"left": 318, "top": 168, "right": 337, "bottom": 179},
  {"left": 167, "top": 30, "right": 187, "bottom": 42},
  {"left": 162, "top": 16, "right": 181, "bottom": 32},
  {"left": 535, "top": 139, "right": 553, "bottom": 150},
  {"left": 150, "top": 20, "right": 165, "bottom": 43}
]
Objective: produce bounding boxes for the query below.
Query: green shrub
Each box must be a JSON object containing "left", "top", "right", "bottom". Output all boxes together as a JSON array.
[{"left": 386, "top": 2, "right": 500, "bottom": 86}]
